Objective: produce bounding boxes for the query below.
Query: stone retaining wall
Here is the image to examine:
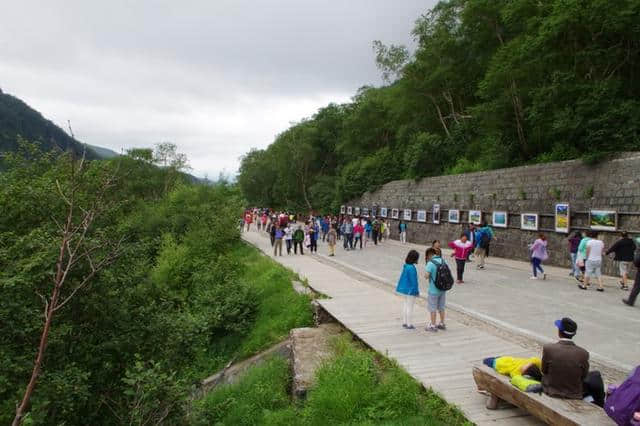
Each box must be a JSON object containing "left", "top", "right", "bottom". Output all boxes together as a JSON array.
[{"left": 348, "top": 153, "right": 640, "bottom": 276}]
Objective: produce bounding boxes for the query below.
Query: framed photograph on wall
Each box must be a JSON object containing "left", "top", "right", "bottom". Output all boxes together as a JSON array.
[
  {"left": 380, "top": 207, "right": 388, "bottom": 218},
  {"left": 362, "top": 207, "right": 369, "bottom": 217},
  {"left": 403, "top": 209, "right": 412, "bottom": 221},
  {"left": 432, "top": 204, "right": 440, "bottom": 224},
  {"left": 371, "top": 206, "right": 378, "bottom": 217},
  {"left": 417, "top": 210, "right": 427, "bottom": 222},
  {"left": 340, "top": 205, "right": 346, "bottom": 214},
  {"left": 347, "top": 206, "right": 353, "bottom": 215},
  {"left": 590, "top": 209, "right": 617, "bottom": 231},
  {"left": 354, "top": 207, "right": 360, "bottom": 216},
  {"left": 555, "top": 203, "right": 570, "bottom": 233},
  {"left": 448, "top": 209, "right": 460, "bottom": 223},
  {"left": 391, "top": 208, "right": 399, "bottom": 219},
  {"left": 521, "top": 213, "right": 539, "bottom": 231},
  {"left": 492, "top": 211, "right": 508, "bottom": 228},
  {"left": 469, "top": 210, "right": 482, "bottom": 225}
]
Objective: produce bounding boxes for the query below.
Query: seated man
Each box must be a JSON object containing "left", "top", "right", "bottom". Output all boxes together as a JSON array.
[
  {"left": 483, "top": 356, "right": 543, "bottom": 392},
  {"left": 542, "top": 317, "right": 605, "bottom": 407}
]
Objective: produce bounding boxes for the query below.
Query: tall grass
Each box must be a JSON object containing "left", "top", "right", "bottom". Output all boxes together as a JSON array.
[{"left": 191, "top": 335, "right": 470, "bottom": 425}]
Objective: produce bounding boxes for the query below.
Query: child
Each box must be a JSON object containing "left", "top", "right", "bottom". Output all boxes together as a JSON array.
[
  {"left": 449, "top": 234, "right": 473, "bottom": 283},
  {"left": 529, "top": 234, "right": 548, "bottom": 280},
  {"left": 327, "top": 225, "right": 337, "bottom": 256},
  {"left": 396, "top": 250, "right": 420, "bottom": 329},
  {"left": 425, "top": 248, "right": 446, "bottom": 332}
]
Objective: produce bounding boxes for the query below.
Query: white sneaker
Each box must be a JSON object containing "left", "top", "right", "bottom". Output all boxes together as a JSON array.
[{"left": 530, "top": 276, "right": 538, "bottom": 280}]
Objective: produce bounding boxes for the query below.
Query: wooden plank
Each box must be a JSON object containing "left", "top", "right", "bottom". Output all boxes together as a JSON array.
[{"left": 472, "top": 365, "right": 613, "bottom": 426}]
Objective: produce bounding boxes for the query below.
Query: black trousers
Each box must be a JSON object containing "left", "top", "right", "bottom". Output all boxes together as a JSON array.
[
  {"left": 627, "top": 273, "right": 640, "bottom": 305},
  {"left": 583, "top": 371, "right": 605, "bottom": 407},
  {"left": 285, "top": 239, "right": 292, "bottom": 254},
  {"left": 270, "top": 234, "right": 275, "bottom": 246},
  {"left": 372, "top": 230, "right": 379, "bottom": 245},
  {"left": 455, "top": 259, "right": 466, "bottom": 281},
  {"left": 294, "top": 241, "right": 304, "bottom": 254},
  {"left": 310, "top": 239, "right": 317, "bottom": 252}
]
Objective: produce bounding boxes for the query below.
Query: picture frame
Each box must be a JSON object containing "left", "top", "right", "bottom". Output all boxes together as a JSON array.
[
  {"left": 371, "top": 206, "right": 378, "bottom": 217},
  {"left": 555, "top": 203, "right": 570, "bottom": 233},
  {"left": 492, "top": 211, "right": 508, "bottom": 228},
  {"left": 380, "top": 207, "right": 388, "bottom": 218},
  {"left": 354, "top": 207, "right": 360, "bottom": 216},
  {"left": 362, "top": 207, "right": 369, "bottom": 217},
  {"left": 432, "top": 204, "right": 440, "bottom": 224},
  {"left": 391, "top": 208, "right": 399, "bottom": 219},
  {"left": 417, "top": 210, "right": 427, "bottom": 222},
  {"left": 469, "top": 210, "right": 482, "bottom": 225},
  {"left": 403, "top": 209, "right": 412, "bottom": 221},
  {"left": 521, "top": 213, "right": 539, "bottom": 231},
  {"left": 347, "top": 206, "right": 353, "bottom": 215},
  {"left": 340, "top": 205, "right": 346, "bottom": 214},
  {"left": 448, "top": 209, "right": 459, "bottom": 223},
  {"left": 589, "top": 209, "right": 617, "bottom": 231}
]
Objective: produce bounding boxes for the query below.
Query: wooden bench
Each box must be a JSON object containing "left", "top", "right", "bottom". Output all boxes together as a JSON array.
[{"left": 472, "top": 365, "right": 614, "bottom": 426}]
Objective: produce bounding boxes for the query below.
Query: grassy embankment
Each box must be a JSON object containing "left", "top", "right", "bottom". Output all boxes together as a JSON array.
[
  {"left": 191, "top": 334, "right": 470, "bottom": 426},
  {"left": 190, "top": 243, "right": 314, "bottom": 378}
]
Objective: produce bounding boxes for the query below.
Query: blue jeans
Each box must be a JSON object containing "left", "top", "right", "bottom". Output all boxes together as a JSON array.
[
  {"left": 570, "top": 252, "right": 579, "bottom": 276},
  {"left": 532, "top": 257, "right": 544, "bottom": 277}
]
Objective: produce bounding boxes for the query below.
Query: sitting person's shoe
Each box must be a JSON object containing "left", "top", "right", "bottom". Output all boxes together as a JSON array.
[{"left": 525, "top": 383, "right": 543, "bottom": 393}]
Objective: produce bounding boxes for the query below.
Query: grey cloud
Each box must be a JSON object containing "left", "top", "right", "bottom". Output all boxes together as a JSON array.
[{"left": 1, "top": 0, "right": 436, "bottom": 177}]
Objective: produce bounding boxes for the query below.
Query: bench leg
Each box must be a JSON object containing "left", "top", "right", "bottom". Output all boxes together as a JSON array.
[{"left": 486, "top": 394, "right": 501, "bottom": 410}]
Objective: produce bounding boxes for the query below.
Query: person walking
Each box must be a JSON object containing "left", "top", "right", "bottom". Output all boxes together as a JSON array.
[
  {"left": 606, "top": 231, "right": 636, "bottom": 290},
  {"left": 396, "top": 250, "right": 420, "bottom": 329},
  {"left": 343, "top": 219, "right": 354, "bottom": 250},
  {"left": 372, "top": 218, "right": 381, "bottom": 245},
  {"left": 623, "top": 239, "right": 640, "bottom": 306},
  {"left": 321, "top": 217, "right": 329, "bottom": 242},
  {"left": 530, "top": 234, "right": 549, "bottom": 280},
  {"left": 449, "top": 234, "right": 473, "bottom": 284},
  {"left": 425, "top": 248, "right": 448, "bottom": 332},
  {"left": 309, "top": 221, "right": 319, "bottom": 253},
  {"left": 269, "top": 222, "right": 276, "bottom": 247},
  {"left": 398, "top": 220, "right": 407, "bottom": 244},
  {"left": 474, "top": 225, "right": 494, "bottom": 269},
  {"left": 284, "top": 223, "right": 293, "bottom": 255},
  {"left": 568, "top": 231, "right": 582, "bottom": 278},
  {"left": 364, "top": 219, "right": 372, "bottom": 247},
  {"left": 384, "top": 219, "right": 391, "bottom": 242},
  {"left": 581, "top": 231, "right": 605, "bottom": 291},
  {"left": 327, "top": 225, "right": 337, "bottom": 257},
  {"left": 379, "top": 220, "right": 386, "bottom": 243},
  {"left": 354, "top": 221, "right": 364, "bottom": 249},
  {"left": 293, "top": 225, "right": 305, "bottom": 255},
  {"left": 463, "top": 224, "right": 476, "bottom": 261},
  {"left": 244, "top": 211, "right": 253, "bottom": 232},
  {"left": 273, "top": 225, "right": 283, "bottom": 256}
]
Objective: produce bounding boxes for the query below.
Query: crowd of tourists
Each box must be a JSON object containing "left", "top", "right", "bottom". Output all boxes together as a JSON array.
[{"left": 244, "top": 208, "right": 639, "bottom": 423}]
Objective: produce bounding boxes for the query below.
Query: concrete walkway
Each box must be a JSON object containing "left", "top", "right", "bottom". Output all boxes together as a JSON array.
[
  {"left": 243, "top": 230, "right": 633, "bottom": 425},
  {"left": 299, "top": 232, "right": 638, "bottom": 371}
]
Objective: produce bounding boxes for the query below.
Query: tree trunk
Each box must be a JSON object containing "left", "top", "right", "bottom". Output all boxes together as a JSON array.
[{"left": 428, "top": 94, "right": 451, "bottom": 138}]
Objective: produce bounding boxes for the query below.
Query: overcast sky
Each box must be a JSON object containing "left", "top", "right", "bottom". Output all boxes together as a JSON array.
[{"left": 1, "top": 1, "right": 435, "bottom": 178}]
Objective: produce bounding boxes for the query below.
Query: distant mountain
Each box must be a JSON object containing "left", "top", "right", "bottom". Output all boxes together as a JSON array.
[
  {"left": 86, "top": 143, "right": 119, "bottom": 159},
  {"left": 0, "top": 88, "right": 103, "bottom": 159}
]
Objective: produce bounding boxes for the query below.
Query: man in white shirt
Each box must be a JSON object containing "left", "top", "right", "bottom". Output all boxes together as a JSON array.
[{"left": 585, "top": 231, "right": 605, "bottom": 291}]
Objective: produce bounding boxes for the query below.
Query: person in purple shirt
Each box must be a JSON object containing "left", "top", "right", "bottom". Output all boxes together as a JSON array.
[{"left": 530, "top": 234, "right": 548, "bottom": 280}]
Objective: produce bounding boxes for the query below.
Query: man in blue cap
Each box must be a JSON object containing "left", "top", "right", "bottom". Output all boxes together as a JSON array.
[{"left": 541, "top": 317, "right": 604, "bottom": 407}]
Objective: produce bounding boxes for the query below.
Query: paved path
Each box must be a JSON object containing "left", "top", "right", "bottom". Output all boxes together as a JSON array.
[{"left": 242, "top": 229, "right": 629, "bottom": 425}]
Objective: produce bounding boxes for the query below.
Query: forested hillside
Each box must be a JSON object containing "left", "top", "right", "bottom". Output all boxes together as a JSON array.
[
  {"left": 0, "top": 144, "right": 312, "bottom": 424},
  {"left": 238, "top": 0, "right": 640, "bottom": 211},
  {"left": 0, "top": 89, "right": 100, "bottom": 159}
]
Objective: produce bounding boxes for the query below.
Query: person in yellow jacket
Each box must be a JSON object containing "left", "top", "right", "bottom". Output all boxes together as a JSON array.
[{"left": 483, "top": 356, "right": 543, "bottom": 392}]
